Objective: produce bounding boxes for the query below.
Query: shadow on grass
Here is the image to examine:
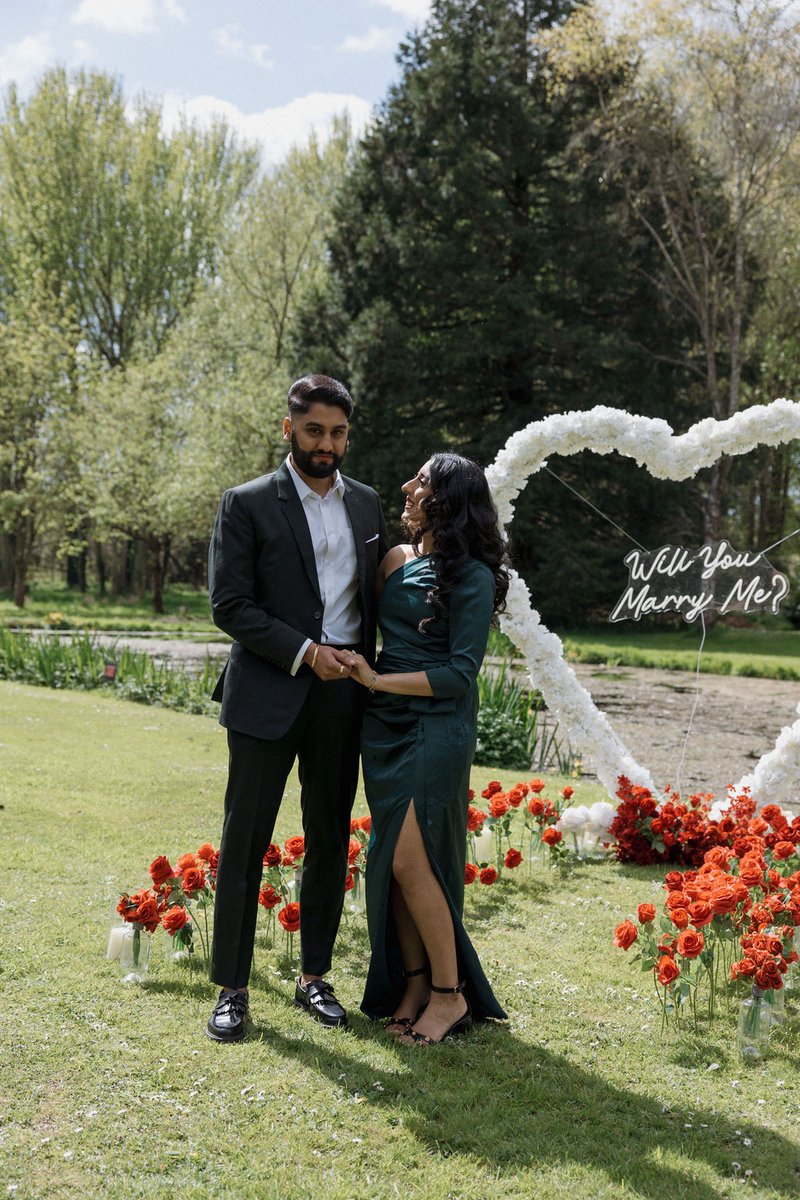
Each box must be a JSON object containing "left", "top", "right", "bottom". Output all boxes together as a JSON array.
[{"left": 260, "top": 1019, "right": 799, "bottom": 1200}]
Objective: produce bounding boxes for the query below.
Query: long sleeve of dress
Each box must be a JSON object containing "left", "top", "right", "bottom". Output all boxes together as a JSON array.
[{"left": 424, "top": 561, "right": 495, "bottom": 699}]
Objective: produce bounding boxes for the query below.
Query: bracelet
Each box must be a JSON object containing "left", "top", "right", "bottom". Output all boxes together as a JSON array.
[
  {"left": 310, "top": 644, "right": 319, "bottom": 671},
  {"left": 369, "top": 672, "right": 377, "bottom": 695}
]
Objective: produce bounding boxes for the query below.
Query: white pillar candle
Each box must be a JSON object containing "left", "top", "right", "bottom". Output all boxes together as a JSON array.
[{"left": 106, "top": 924, "right": 127, "bottom": 960}]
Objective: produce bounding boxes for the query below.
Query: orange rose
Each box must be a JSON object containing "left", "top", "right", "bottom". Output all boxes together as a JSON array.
[
  {"left": 677, "top": 929, "right": 704, "bottom": 959},
  {"left": 542, "top": 827, "right": 562, "bottom": 847},
  {"left": 196, "top": 843, "right": 216, "bottom": 862},
  {"left": 670, "top": 907, "right": 690, "bottom": 930},
  {"left": 177, "top": 852, "right": 198, "bottom": 870},
  {"left": 344, "top": 871, "right": 356, "bottom": 891},
  {"left": 561, "top": 786, "right": 574, "bottom": 800},
  {"left": 467, "top": 805, "right": 487, "bottom": 832},
  {"left": 488, "top": 794, "right": 511, "bottom": 818},
  {"left": 162, "top": 905, "right": 189, "bottom": 935},
  {"left": 613, "top": 919, "right": 638, "bottom": 951},
  {"left": 258, "top": 885, "right": 281, "bottom": 909},
  {"left": 773, "top": 841, "right": 796, "bottom": 861},
  {"left": 665, "top": 890, "right": 687, "bottom": 911},
  {"left": 637, "top": 903, "right": 656, "bottom": 925},
  {"left": 481, "top": 781, "right": 503, "bottom": 799},
  {"left": 529, "top": 779, "right": 546, "bottom": 793},
  {"left": 755, "top": 961, "right": 783, "bottom": 990},
  {"left": 356, "top": 814, "right": 372, "bottom": 833},
  {"left": 507, "top": 786, "right": 526, "bottom": 808},
  {"left": 528, "top": 797, "right": 545, "bottom": 817},
  {"left": 504, "top": 848, "right": 523, "bottom": 869},
  {"left": 278, "top": 902, "right": 301, "bottom": 932},
  {"left": 181, "top": 865, "right": 206, "bottom": 895},
  {"left": 657, "top": 956, "right": 680, "bottom": 987},
  {"left": 149, "top": 856, "right": 175, "bottom": 887},
  {"left": 464, "top": 862, "right": 479, "bottom": 885},
  {"left": 479, "top": 866, "right": 498, "bottom": 885},
  {"left": 730, "top": 957, "right": 757, "bottom": 979},
  {"left": 688, "top": 900, "right": 713, "bottom": 928},
  {"left": 284, "top": 835, "right": 305, "bottom": 859},
  {"left": 134, "top": 895, "right": 161, "bottom": 933}
]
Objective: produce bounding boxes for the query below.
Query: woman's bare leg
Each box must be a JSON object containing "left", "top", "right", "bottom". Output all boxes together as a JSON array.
[
  {"left": 391, "top": 802, "right": 469, "bottom": 1041},
  {"left": 384, "top": 884, "right": 430, "bottom": 1030}
]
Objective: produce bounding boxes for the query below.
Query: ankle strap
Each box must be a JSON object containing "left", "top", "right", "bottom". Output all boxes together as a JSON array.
[
  {"left": 430, "top": 981, "right": 464, "bottom": 994},
  {"left": 404, "top": 966, "right": 427, "bottom": 979}
]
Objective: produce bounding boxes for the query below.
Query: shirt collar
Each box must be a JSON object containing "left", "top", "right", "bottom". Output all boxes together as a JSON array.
[{"left": 286, "top": 454, "right": 345, "bottom": 501}]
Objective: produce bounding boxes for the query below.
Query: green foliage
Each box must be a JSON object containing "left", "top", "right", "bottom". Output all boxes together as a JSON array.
[{"left": 476, "top": 657, "right": 577, "bottom": 772}]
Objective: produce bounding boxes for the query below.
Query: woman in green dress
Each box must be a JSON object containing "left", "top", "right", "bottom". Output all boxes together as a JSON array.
[{"left": 343, "top": 452, "right": 510, "bottom": 1045}]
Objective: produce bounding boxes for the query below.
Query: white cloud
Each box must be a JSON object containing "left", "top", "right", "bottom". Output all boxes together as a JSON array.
[
  {"left": 339, "top": 25, "right": 398, "bottom": 53},
  {"left": 160, "top": 91, "right": 373, "bottom": 167},
  {"left": 372, "top": 0, "right": 432, "bottom": 20},
  {"left": 212, "top": 25, "right": 272, "bottom": 70},
  {"left": 71, "top": 0, "right": 185, "bottom": 36},
  {"left": 0, "top": 33, "right": 52, "bottom": 87}
]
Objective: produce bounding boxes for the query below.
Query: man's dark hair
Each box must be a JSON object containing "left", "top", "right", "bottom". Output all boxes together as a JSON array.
[{"left": 287, "top": 374, "right": 354, "bottom": 419}]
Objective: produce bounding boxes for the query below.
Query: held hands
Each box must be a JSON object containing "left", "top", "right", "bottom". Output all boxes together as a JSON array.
[
  {"left": 304, "top": 643, "right": 354, "bottom": 681},
  {"left": 330, "top": 649, "right": 376, "bottom": 689}
]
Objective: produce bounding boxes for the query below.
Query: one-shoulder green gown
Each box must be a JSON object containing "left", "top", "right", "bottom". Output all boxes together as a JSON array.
[{"left": 359, "top": 555, "right": 507, "bottom": 1022}]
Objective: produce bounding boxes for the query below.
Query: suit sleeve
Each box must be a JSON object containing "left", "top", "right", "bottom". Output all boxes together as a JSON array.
[
  {"left": 208, "top": 488, "right": 307, "bottom": 671},
  {"left": 424, "top": 562, "right": 495, "bottom": 699}
]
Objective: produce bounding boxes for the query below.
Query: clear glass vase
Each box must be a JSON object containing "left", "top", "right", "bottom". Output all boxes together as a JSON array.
[
  {"left": 763, "top": 984, "right": 786, "bottom": 1024},
  {"left": 737, "top": 991, "right": 772, "bottom": 1062},
  {"left": 118, "top": 924, "right": 151, "bottom": 983}
]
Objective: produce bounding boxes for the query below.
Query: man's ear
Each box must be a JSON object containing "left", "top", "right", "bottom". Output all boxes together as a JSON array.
[{"left": 283, "top": 416, "right": 292, "bottom": 441}]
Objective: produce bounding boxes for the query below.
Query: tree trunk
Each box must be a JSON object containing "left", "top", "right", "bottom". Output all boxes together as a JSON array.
[{"left": 148, "top": 535, "right": 169, "bottom": 614}]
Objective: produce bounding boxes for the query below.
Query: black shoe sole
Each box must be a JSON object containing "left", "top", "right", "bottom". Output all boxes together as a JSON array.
[{"left": 205, "top": 1023, "right": 247, "bottom": 1042}]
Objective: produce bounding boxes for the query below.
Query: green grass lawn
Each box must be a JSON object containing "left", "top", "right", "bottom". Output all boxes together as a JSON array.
[
  {"left": 0, "top": 582, "right": 219, "bottom": 632},
  {"left": 3, "top": 682, "right": 800, "bottom": 1200},
  {"left": 559, "top": 624, "right": 800, "bottom": 679}
]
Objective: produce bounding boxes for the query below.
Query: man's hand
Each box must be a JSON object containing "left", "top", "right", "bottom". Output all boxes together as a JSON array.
[
  {"left": 304, "top": 642, "right": 354, "bottom": 681},
  {"left": 332, "top": 649, "right": 375, "bottom": 689}
]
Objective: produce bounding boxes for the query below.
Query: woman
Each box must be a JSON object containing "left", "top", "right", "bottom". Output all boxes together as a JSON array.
[{"left": 344, "top": 452, "right": 510, "bottom": 1045}]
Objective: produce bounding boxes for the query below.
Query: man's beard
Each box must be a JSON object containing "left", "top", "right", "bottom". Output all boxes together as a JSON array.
[{"left": 290, "top": 432, "right": 345, "bottom": 479}]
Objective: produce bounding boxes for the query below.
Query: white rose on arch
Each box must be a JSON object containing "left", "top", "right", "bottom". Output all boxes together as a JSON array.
[{"left": 484, "top": 399, "right": 800, "bottom": 807}]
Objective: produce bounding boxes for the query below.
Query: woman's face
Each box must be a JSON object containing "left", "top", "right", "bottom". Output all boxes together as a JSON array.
[{"left": 401, "top": 460, "right": 433, "bottom": 531}]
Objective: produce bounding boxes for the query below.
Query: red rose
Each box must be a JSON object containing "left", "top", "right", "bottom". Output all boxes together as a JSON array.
[
  {"left": 709, "top": 885, "right": 738, "bottom": 915},
  {"left": 465, "top": 862, "right": 479, "bottom": 885},
  {"left": 488, "top": 795, "right": 511, "bottom": 818},
  {"left": 508, "top": 786, "right": 526, "bottom": 808},
  {"left": 637, "top": 903, "right": 656, "bottom": 925},
  {"left": 479, "top": 866, "right": 498, "bottom": 885},
  {"left": 613, "top": 919, "right": 638, "bottom": 950},
  {"left": 181, "top": 865, "right": 206, "bottom": 895},
  {"left": 468, "top": 788, "right": 475, "bottom": 800},
  {"left": 149, "top": 856, "right": 175, "bottom": 887},
  {"left": 542, "top": 827, "right": 562, "bottom": 847},
  {"left": 730, "top": 957, "right": 757, "bottom": 979},
  {"left": 177, "top": 852, "right": 198, "bottom": 870},
  {"left": 664, "top": 871, "right": 684, "bottom": 890},
  {"left": 263, "top": 843, "right": 282, "bottom": 867},
  {"left": 504, "top": 848, "right": 524, "bottom": 869},
  {"left": 561, "top": 786, "right": 574, "bottom": 800},
  {"left": 278, "top": 902, "right": 301, "bottom": 933},
  {"left": 162, "top": 905, "right": 189, "bottom": 935},
  {"left": 467, "top": 805, "right": 487, "bottom": 832},
  {"left": 344, "top": 871, "right": 356, "bottom": 892},
  {"left": 196, "top": 843, "right": 216, "bottom": 862},
  {"left": 665, "top": 890, "right": 687, "bottom": 910},
  {"left": 347, "top": 839, "right": 362, "bottom": 865},
  {"left": 755, "top": 961, "right": 783, "bottom": 990},
  {"left": 134, "top": 895, "right": 161, "bottom": 933},
  {"left": 357, "top": 815, "right": 372, "bottom": 833},
  {"left": 529, "top": 779, "right": 546, "bottom": 793},
  {"left": 284, "top": 835, "right": 305, "bottom": 859},
  {"left": 688, "top": 899, "right": 713, "bottom": 928},
  {"left": 677, "top": 929, "right": 704, "bottom": 959},
  {"left": 773, "top": 841, "right": 796, "bottom": 861},
  {"left": 657, "top": 955, "right": 680, "bottom": 986},
  {"left": 481, "top": 781, "right": 503, "bottom": 799},
  {"left": 258, "top": 885, "right": 281, "bottom": 909},
  {"left": 528, "top": 797, "right": 545, "bottom": 817}
]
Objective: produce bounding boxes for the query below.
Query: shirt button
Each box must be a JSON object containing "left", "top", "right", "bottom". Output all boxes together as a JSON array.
[{"left": 314, "top": 611, "right": 322, "bottom": 620}]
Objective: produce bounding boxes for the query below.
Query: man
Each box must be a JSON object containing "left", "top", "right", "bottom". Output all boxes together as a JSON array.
[{"left": 206, "top": 374, "right": 389, "bottom": 1041}]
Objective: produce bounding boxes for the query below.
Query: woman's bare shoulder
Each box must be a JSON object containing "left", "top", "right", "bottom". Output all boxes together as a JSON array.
[{"left": 378, "top": 544, "right": 416, "bottom": 583}]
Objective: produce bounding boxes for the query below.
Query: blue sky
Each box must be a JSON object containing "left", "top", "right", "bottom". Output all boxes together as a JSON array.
[{"left": 0, "top": 0, "right": 433, "bottom": 163}]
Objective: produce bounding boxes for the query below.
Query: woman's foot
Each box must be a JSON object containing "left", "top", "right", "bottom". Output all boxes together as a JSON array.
[
  {"left": 384, "top": 967, "right": 430, "bottom": 1035},
  {"left": 399, "top": 984, "right": 471, "bottom": 1046}
]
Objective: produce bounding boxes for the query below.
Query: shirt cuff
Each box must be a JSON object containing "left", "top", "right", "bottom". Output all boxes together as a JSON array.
[{"left": 290, "top": 638, "right": 313, "bottom": 677}]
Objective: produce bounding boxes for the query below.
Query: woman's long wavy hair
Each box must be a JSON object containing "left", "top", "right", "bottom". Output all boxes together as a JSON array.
[{"left": 405, "top": 451, "right": 511, "bottom": 628}]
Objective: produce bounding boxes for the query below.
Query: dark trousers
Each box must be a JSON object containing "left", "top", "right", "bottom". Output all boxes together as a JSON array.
[{"left": 210, "top": 673, "right": 362, "bottom": 989}]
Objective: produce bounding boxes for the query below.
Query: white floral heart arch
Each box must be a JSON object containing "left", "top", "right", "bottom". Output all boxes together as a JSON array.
[{"left": 484, "top": 399, "right": 800, "bottom": 806}]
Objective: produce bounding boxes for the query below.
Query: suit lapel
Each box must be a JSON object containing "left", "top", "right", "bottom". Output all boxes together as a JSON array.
[
  {"left": 276, "top": 460, "right": 322, "bottom": 602},
  {"left": 342, "top": 479, "right": 370, "bottom": 600}
]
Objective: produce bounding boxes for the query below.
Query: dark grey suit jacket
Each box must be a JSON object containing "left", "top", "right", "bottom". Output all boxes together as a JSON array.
[{"left": 208, "top": 459, "right": 390, "bottom": 740}]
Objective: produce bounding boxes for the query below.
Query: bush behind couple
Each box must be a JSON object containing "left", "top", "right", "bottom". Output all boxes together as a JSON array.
[{"left": 207, "top": 373, "right": 509, "bottom": 1046}]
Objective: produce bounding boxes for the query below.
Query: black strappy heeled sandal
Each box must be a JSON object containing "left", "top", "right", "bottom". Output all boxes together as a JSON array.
[
  {"left": 384, "top": 966, "right": 429, "bottom": 1033},
  {"left": 407, "top": 981, "right": 472, "bottom": 1046}
]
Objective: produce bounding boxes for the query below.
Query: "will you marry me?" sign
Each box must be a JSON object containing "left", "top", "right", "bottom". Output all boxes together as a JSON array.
[{"left": 610, "top": 539, "right": 790, "bottom": 623}]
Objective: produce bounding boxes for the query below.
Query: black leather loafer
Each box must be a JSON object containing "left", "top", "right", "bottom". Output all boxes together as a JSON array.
[
  {"left": 206, "top": 988, "right": 249, "bottom": 1042},
  {"left": 293, "top": 978, "right": 349, "bottom": 1028}
]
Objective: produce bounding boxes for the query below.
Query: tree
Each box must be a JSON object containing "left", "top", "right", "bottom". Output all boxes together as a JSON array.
[{"left": 293, "top": 0, "right": 700, "bottom": 623}]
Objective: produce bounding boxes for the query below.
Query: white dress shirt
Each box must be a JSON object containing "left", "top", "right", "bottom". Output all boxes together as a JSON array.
[{"left": 286, "top": 456, "right": 360, "bottom": 675}]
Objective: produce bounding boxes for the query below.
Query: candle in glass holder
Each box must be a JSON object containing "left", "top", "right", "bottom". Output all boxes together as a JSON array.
[{"left": 106, "top": 924, "right": 127, "bottom": 960}]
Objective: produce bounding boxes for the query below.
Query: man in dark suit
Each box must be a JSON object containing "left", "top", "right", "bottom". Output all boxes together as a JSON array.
[{"left": 206, "top": 374, "right": 389, "bottom": 1041}]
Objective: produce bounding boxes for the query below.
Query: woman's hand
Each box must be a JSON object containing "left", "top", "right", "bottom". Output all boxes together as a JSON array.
[{"left": 331, "top": 649, "right": 376, "bottom": 689}]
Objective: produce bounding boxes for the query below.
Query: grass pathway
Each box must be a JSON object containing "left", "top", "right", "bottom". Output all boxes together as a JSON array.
[{"left": 2, "top": 683, "right": 799, "bottom": 1200}]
